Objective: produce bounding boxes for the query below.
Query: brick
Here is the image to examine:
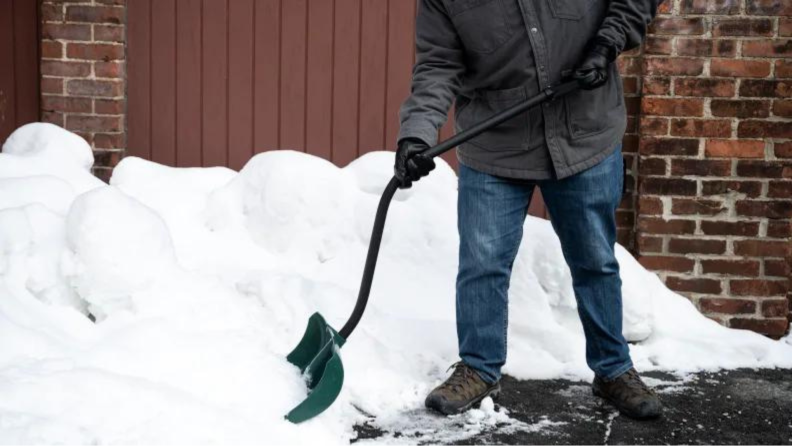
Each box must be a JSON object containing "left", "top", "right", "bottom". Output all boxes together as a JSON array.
[
  {"left": 775, "top": 141, "right": 792, "bottom": 158},
  {"left": 41, "top": 41, "right": 63, "bottom": 59},
  {"left": 671, "top": 197, "right": 726, "bottom": 215},
  {"left": 638, "top": 217, "right": 697, "bottom": 234},
  {"left": 642, "top": 77, "right": 671, "bottom": 95},
  {"left": 710, "top": 99, "right": 770, "bottom": 118},
  {"left": 41, "top": 96, "right": 92, "bottom": 114},
  {"left": 669, "top": 238, "right": 727, "bottom": 254},
  {"left": 706, "top": 140, "right": 765, "bottom": 158},
  {"left": 671, "top": 159, "right": 732, "bottom": 177},
  {"left": 768, "top": 181, "right": 792, "bottom": 198},
  {"left": 645, "top": 37, "right": 673, "bottom": 55},
  {"left": 781, "top": 18, "right": 792, "bottom": 36},
  {"left": 639, "top": 256, "right": 696, "bottom": 272},
  {"left": 66, "top": 43, "right": 124, "bottom": 61},
  {"left": 625, "top": 96, "right": 642, "bottom": 116},
  {"left": 41, "top": 111, "right": 65, "bottom": 127},
  {"left": 746, "top": 0, "right": 792, "bottom": 15},
  {"left": 93, "top": 168, "right": 113, "bottom": 184},
  {"left": 640, "top": 117, "right": 669, "bottom": 136},
  {"left": 40, "top": 60, "right": 91, "bottom": 77},
  {"left": 67, "top": 79, "right": 122, "bottom": 97},
  {"left": 640, "top": 177, "right": 698, "bottom": 196},
  {"left": 66, "top": 115, "right": 122, "bottom": 132},
  {"left": 701, "top": 220, "right": 760, "bottom": 236},
  {"left": 729, "top": 318, "right": 789, "bottom": 338},
  {"left": 94, "top": 99, "right": 124, "bottom": 115},
  {"left": 699, "top": 298, "right": 757, "bottom": 314},
  {"left": 41, "top": 77, "right": 64, "bottom": 95},
  {"left": 617, "top": 57, "right": 643, "bottom": 76},
  {"left": 622, "top": 134, "right": 640, "bottom": 153},
  {"left": 41, "top": 4, "right": 64, "bottom": 22},
  {"left": 42, "top": 23, "right": 92, "bottom": 41},
  {"left": 765, "top": 258, "right": 792, "bottom": 276},
  {"left": 639, "top": 196, "right": 664, "bottom": 214},
  {"left": 93, "top": 150, "right": 123, "bottom": 168},
  {"left": 675, "top": 78, "right": 736, "bottom": 97},
  {"left": 644, "top": 57, "right": 705, "bottom": 76},
  {"left": 681, "top": 0, "right": 741, "bottom": 14},
  {"left": 622, "top": 77, "right": 639, "bottom": 95},
  {"left": 739, "top": 121, "right": 792, "bottom": 138},
  {"left": 642, "top": 98, "right": 704, "bottom": 117},
  {"left": 739, "top": 80, "right": 792, "bottom": 98},
  {"left": 734, "top": 239, "right": 792, "bottom": 257},
  {"left": 701, "top": 180, "right": 763, "bottom": 197},
  {"left": 736, "top": 160, "right": 788, "bottom": 178},
  {"left": 712, "top": 18, "right": 774, "bottom": 36},
  {"left": 773, "top": 99, "right": 792, "bottom": 117},
  {"left": 96, "top": 0, "right": 126, "bottom": 5},
  {"left": 731, "top": 279, "right": 789, "bottom": 296},
  {"left": 736, "top": 200, "right": 792, "bottom": 219},
  {"left": 658, "top": 0, "right": 673, "bottom": 14},
  {"left": 95, "top": 61, "right": 124, "bottom": 78},
  {"left": 639, "top": 157, "right": 668, "bottom": 176},
  {"left": 94, "top": 133, "right": 125, "bottom": 149},
  {"left": 617, "top": 210, "right": 636, "bottom": 228},
  {"left": 670, "top": 119, "right": 732, "bottom": 138},
  {"left": 617, "top": 229, "right": 634, "bottom": 248},
  {"left": 666, "top": 276, "right": 723, "bottom": 294},
  {"left": 742, "top": 40, "right": 792, "bottom": 58},
  {"left": 777, "top": 61, "right": 792, "bottom": 78},
  {"left": 677, "top": 39, "right": 736, "bottom": 57},
  {"left": 767, "top": 220, "right": 792, "bottom": 238},
  {"left": 66, "top": 5, "right": 125, "bottom": 24},
  {"left": 649, "top": 17, "right": 706, "bottom": 34},
  {"left": 701, "top": 259, "right": 761, "bottom": 276},
  {"left": 637, "top": 235, "right": 664, "bottom": 252},
  {"left": 761, "top": 299, "right": 789, "bottom": 318},
  {"left": 94, "top": 25, "right": 125, "bottom": 43},
  {"left": 710, "top": 59, "right": 771, "bottom": 78}
]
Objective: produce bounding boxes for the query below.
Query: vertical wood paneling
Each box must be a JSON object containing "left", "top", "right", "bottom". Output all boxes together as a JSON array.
[
  {"left": 279, "top": 0, "right": 307, "bottom": 151},
  {"left": 228, "top": 0, "right": 255, "bottom": 170},
  {"left": 305, "top": 0, "right": 333, "bottom": 160},
  {"left": 12, "top": 0, "right": 38, "bottom": 126},
  {"left": 384, "top": 0, "right": 416, "bottom": 149},
  {"left": 176, "top": 0, "right": 202, "bottom": 166},
  {"left": 332, "top": 0, "right": 362, "bottom": 166},
  {"left": 0, "top": 0, "right": 17, "bottom": 143},
  {"left": 151, "top": 0, "right": 177, "bottom": 165},
  {"left": 127, "top": 0, "right": 151, "bottom": 159},
  {"left": 253, "top": 0, "right": 280, "bottom": 154},
  {"left": 358, "top": 0, "right": 388, "bottom": 154},
  {"left": 201, "top": 0, "right": 228, "bottom": 167}
]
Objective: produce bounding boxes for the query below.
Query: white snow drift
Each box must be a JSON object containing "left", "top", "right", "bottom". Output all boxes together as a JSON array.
[{"left": 0, "top": 123, "right": 790, "bottom": 444}]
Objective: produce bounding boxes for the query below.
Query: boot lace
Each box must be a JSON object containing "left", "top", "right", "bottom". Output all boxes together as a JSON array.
[
  {"left": 442, "top": 362, "right": 480, "bottom": 394},
  {"left": 616, "top": 368, "right": 656, "bottom": 398}
]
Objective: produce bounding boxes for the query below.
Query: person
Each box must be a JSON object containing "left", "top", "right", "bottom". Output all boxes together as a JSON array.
[{"left": 394, "top": 0, "right": 663, "bottom": 420}]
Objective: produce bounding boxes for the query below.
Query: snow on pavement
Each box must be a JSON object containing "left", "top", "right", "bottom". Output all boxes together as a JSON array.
[{"left": 0, "top": 123, "right": 790, "bottom": 444}]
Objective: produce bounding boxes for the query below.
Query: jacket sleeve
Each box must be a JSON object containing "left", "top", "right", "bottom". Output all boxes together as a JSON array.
[
  {"left": 397, "top": 0, "right": 466, "bottom": 147},
  {"left": 595, "top": 0, "right": 662, "bottom": 53}
]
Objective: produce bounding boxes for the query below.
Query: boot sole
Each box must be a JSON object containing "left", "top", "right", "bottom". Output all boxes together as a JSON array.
[
  {"left": 592, "top": 387, "right": 662, "bottom": 420},
  {"left": 427, "top": 384, "right": 502, "bottom": 416}
]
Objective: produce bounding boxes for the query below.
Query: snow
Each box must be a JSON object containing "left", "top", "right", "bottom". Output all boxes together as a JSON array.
[{"left": 0, "top": 123, "right": 790, "bottom": 444}]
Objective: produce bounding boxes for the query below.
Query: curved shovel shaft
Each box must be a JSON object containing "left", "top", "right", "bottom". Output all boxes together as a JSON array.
[{"left": 284, "top": 80, "right": 580, "bottom": 423}]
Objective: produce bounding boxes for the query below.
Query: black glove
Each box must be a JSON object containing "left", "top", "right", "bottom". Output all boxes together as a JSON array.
[
  {"left": 573, "top": 42, "right": 617, "bottom": 90},
  {"left": 394, "top": 137, "right": 435, "bottom": 189}
]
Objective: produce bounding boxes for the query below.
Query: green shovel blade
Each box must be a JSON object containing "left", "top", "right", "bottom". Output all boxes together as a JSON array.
[{"left": 285, "top": 312, "right": 346, "bottom": 423}]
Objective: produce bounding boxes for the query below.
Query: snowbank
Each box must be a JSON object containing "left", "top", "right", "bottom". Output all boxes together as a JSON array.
[{"left": 0, "top": 123, "right": 790, "bottom": 444}]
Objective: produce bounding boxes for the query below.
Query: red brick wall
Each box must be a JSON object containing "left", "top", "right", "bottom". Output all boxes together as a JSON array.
[
  {"left": 40, "top": 0, "right": 125, "bottom": 182},
  {"left": 36, "top": 0, "right": 790, "bottom": 338},
  {"left": 634, "top": 0, "right": 791, "bottom": 338}
]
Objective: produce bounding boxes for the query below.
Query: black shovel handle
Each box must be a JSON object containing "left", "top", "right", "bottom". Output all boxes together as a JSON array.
[{"left": 338, "top": 80, "right": 580, "bottom": 339}]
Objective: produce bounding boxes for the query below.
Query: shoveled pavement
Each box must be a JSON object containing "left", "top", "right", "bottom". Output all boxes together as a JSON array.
[{"left": 353, "top": 369, "right": 792, "bottom": 444}]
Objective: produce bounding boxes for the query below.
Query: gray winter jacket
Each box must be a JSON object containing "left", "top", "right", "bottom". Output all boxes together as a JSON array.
[{"left": 398, "top": 0, "right": 660, "bottom": 179}]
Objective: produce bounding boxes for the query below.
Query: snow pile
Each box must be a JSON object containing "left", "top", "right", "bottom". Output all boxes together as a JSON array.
[{"left": 0, "top": 123, "right": 790, "bottom": 444}]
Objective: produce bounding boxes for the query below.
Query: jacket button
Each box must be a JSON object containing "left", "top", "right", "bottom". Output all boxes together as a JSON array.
[{"left": 531, "top": 27, "right": 538, "bottom": 33}]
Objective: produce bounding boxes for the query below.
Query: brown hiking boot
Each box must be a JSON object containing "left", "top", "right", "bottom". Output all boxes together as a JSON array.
[
  {"left": 592, "top": 367, "right": 663, "bottom": 420},
  {"left": 425, "top": 362, "right": 501, "bottom": 415}
]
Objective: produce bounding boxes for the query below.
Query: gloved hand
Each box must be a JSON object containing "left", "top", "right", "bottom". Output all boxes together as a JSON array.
[
  {"left": 573, "top": 42, "right": 617, "bottom": 90},
  {"left": 394, "top": 137, "right": 435, "bottom": 189}
]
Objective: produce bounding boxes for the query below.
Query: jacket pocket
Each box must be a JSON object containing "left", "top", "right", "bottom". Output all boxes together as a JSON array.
[
  {"left": 546, "top": 0, "right": 590, "bottom": 20},
  {"left": 564, "top": 67, "right": 621, "bottom": 139},
  {"left": 445, "top": 0, "right": 513, "bottom": 54},
  {"left": 456, "top": 85, "right": 528, "bottom": 150}
]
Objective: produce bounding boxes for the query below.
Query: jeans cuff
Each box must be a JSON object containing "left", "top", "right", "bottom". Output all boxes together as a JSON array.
[{"left": 602, "top": 361, "right": 634, "bottom": 381}]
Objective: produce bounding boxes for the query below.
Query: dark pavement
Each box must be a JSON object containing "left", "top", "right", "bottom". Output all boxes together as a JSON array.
[{"left": 353, "top": 369, "right": 792, "bottom": 444}]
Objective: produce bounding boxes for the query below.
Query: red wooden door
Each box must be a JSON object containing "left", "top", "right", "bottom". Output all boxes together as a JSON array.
[{"left": 0, "top": 0, "right": 40, "bottom": 146}]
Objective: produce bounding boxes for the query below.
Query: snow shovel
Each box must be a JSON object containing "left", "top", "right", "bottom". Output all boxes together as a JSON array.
[{"left": 285, "top": 80, "right": 581, "bottom": 424}]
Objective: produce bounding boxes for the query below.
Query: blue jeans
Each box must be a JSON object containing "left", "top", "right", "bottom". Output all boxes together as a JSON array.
[{"left": 456, "top": 146, "right": 633, "bottom": 383}]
